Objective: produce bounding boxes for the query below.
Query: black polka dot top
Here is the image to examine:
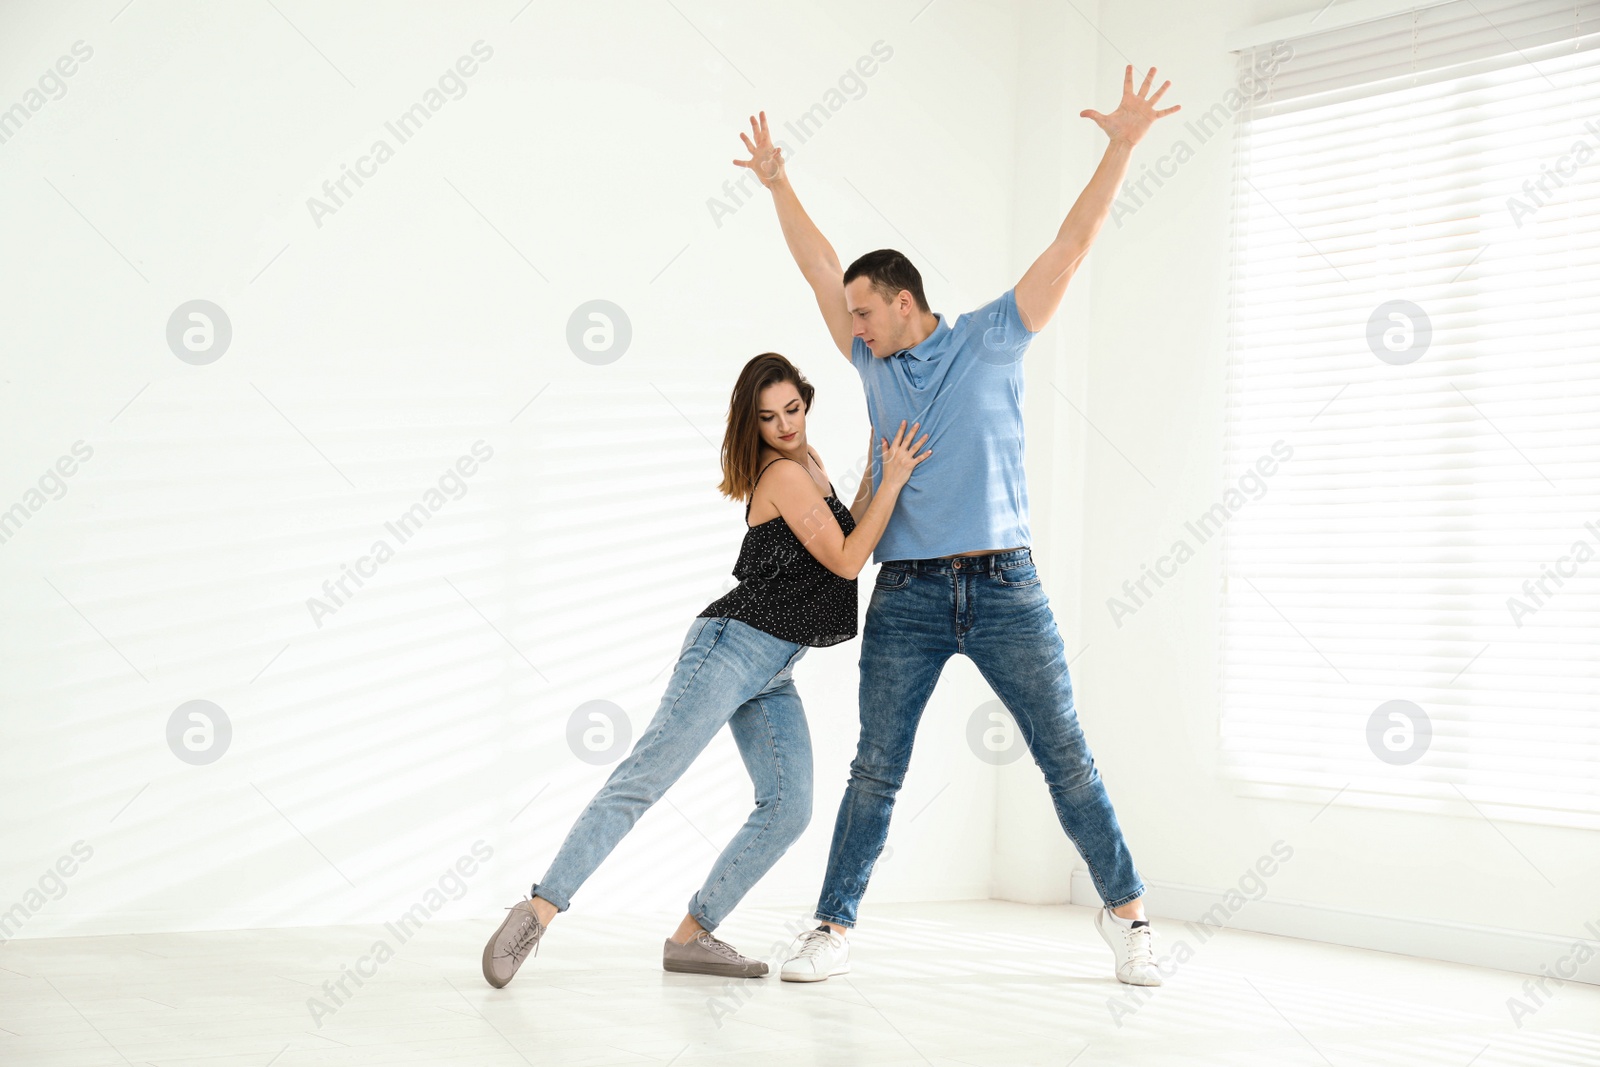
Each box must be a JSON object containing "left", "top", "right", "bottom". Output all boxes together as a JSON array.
[{"left": 700, "top": 457, "right": 859, "bottom": 647}]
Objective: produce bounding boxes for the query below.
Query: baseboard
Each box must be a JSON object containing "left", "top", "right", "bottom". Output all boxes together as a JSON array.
[{"left": 1065, "top": 869, "right": 1600, "bottom": 988}]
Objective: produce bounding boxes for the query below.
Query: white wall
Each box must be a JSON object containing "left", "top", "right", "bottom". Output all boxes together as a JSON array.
[
  {"left": 995, "top": 0, "right": 1600, "bottom": 981},
  {"left": 0, "top": 0, "right": 1028, "bottom": 939}
]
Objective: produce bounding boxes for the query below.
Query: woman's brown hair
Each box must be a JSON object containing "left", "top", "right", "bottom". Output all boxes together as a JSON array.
[{"left": 718, "top": 353, "right": 815, "bottom": 501}]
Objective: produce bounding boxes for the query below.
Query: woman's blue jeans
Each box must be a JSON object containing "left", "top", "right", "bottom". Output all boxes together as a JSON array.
[
  {"left": 532, "top": 617, "right": 812, "bottom": 932},
  {"left": 815, "top": 549, "right": 1145, "bottom": 927}
]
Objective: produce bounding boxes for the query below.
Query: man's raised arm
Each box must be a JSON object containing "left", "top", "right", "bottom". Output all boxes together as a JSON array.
[
  {"left": 733, "top": 112, "right": 854, "bottom": 360},
  {"left": 1014, "top": 65, "right": 1180, "bottom": 334}
]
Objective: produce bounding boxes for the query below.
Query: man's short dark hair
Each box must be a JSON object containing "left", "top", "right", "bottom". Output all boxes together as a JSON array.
[{"left": 843, "top": 249, "right": 929, "bottom": 313}]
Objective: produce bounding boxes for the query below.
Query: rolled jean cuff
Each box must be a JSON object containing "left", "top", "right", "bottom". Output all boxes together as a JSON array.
[
  {"left": 1101, "top": 884, "right": 1145, "bottom": 910},
  {"left": 529, "top": 883, "right": 572, "bottom": 912},
  {"left": 812, "top": 910, "right": 854, "bottom": 929}
]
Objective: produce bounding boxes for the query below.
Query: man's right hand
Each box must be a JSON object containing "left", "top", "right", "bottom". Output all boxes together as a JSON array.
[
  {"left": 733, "top": 110, "right": 853, "bottom": 360},
  {"left": 733, "top": 111, "right": 786, "bottom": 189}
]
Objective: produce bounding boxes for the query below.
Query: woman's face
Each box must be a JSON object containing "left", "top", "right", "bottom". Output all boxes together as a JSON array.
[{"left": 756, "top": 381, "right": 806, "bottom": 452}]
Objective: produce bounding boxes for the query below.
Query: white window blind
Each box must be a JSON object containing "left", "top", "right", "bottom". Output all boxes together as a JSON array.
[{"left": 1219, "top": 0, "right": 1600, "bottom": 829}]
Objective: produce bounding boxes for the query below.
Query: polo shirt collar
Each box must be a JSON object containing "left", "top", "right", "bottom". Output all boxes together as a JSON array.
[{"left": 894, "top": 313, "right": 948, "bottom": 361}]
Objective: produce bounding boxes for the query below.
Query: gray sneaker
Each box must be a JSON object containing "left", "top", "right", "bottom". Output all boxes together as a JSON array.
[
  {"left": 662, "top": 932, "right": 768, "bottom": 978},
  {"left": 482, "top": 899, "right": 546, "bottom": 988}
]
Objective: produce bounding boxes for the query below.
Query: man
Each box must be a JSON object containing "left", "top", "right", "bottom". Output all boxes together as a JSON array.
[{"left": 732, "top": 65, "right": 1180, "bottom": 987}]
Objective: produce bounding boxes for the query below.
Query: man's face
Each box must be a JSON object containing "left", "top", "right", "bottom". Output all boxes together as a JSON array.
[{"left": 846, "top": 278, "right": 911, "bottom": 359}]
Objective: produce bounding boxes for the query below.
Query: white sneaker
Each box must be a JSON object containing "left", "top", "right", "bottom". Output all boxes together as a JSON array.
[
  {"left": 780, "top": 924, "right": 851, "bottom": 983},
  {"left": 1094, "top": 907, "right": 1162, "bottom": 986}
]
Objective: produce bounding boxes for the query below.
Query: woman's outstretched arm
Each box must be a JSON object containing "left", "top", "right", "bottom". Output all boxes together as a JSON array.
[{"left": 766, "top": 421, "right": 928, "bottom": 579}]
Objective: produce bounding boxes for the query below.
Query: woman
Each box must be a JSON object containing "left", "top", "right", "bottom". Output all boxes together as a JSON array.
[{"left": 483, "top": 352, "right": 930, "bottom": 985}]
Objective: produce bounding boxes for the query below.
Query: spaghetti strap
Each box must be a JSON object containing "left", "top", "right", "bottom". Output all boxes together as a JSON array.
[
  {"left": 754, "top": 457, "right": 792, "bottom": 484},
  {"left": 809, "top": 448, "right": 839, "bottom": 500},
  {"left": 746, "top": 456, "right": 805, "bottom": 516}
]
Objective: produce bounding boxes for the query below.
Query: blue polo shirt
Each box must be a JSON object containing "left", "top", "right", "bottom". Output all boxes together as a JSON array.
[{"left": 851, "top": 287, "right": 1037, "bottom": 562}]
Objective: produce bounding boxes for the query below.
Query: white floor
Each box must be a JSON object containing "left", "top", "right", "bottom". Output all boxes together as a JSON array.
[{"left": 2, "top": 899, "right": 1597, "bottom": 1067}]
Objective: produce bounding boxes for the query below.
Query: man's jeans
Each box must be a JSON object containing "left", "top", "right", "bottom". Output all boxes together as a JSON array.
[
  {"left": 815, "top": 549, "right": 1143, "bottom": 926},
  {"left": 534, "top": 617, "right": 812, "bottom": 932}
]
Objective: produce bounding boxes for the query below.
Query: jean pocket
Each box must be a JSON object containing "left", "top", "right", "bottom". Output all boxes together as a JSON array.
[
  {"left": 761, "top": 644, "right": 808, "bottom": 693},
  {"left": 681, "top": 616, "right": 720, "bottom": 654},
  {"left": 995, "top": 561, "right": 1040, "bottom": 588},
  {"left": 874, "top": 564, "right": 911, "bottom": 590}
]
